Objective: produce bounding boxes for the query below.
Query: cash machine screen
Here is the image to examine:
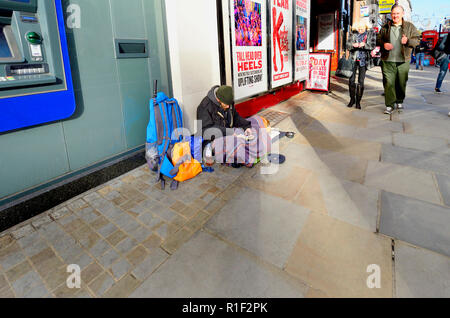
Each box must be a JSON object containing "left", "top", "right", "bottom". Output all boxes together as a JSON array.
[{"left": 0, "top": 26, "right": 12, "bottom": 58}]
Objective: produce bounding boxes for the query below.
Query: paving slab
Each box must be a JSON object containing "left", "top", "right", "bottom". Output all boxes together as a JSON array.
[
  {"left": 351, "top": 128, "right": 393, "bottom": 144},
  {"left": 436, "top": 174, "right": 450, "bottom": 207},
  {"left": 11, "top": 271, "right": 44, "bottom": 297},
  {"left": 243, "top": 162, "right": 311, "bottom": 202},
  {"left": 393, "top": 133, "right": 450, "bottom": 155},
  {"left": 317, "top": 175, "right": 379, "bottom": 231},
  {"left": 366, "top": 119, "right": 403, "bottom": 132},
  {"left": 382, "top": 144, "right": 450, "bottom": 176},
  {"left": 130, "top": 231, "right": 308, "bottom": 298},
  {"left": 364, "top": 161, "right": 442, "bottom": 205},
  {"left": 294, "top": 129, "right": 382, "bottom": 161},
  {"left": 283, "top": 143, "right": 367, "bottom": 183},
  {"left": 306, "top": 120, "right": 357, "bottom": 139},
  {"left": 206, "top": 187, "right": 310, "bottom": 269},
  {"left": 395, "top": 241, "right": 450, "bottom": 298},
  {"left": 380, "top": 191, "right": 450, "bottom": 257},
  {"left": 131, "top": 248, "right": 169, "bottom": 281},
  {"left": 403, "top": 116, "right": 450, "bottom": 140},
  {"left": 285, "top": 212, "right": 393, "bottom": 298},
  {"left": 314, "top": 106, "right": 368, "bottom": 128}
]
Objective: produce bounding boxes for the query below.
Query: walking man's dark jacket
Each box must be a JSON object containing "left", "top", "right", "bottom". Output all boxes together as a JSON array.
[
  {"left": 197, "top": 86, "right": 251, "bottom": 140},
  {"left": 415, "top": 40, "right": 428, "bottom": 55},
  {"left": 377, "top": 19, "right": 420, "bottom": 62}
]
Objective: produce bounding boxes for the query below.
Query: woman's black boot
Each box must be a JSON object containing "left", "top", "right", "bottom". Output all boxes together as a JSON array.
[
  {"left": 348, "top": 83, "right": 356, "bottom": 108},
  {"left": 356, "top": 84, "right": 364, "bottom": 110}
]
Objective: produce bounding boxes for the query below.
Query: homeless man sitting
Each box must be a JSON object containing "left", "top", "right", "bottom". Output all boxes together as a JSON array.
[{"left": 197, "top": 85, "right": 271, "bottom": 168}]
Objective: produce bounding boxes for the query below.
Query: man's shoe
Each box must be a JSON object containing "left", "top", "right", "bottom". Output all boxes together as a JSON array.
[
  {"left": 384, "top": 107, "right": 394, "bottom": 115},
  {"left": 396, "top": 103, "right": 404, "bottom": 110},
  {"left": 435, "top": 88, "right": 443, "bottom": 94}
]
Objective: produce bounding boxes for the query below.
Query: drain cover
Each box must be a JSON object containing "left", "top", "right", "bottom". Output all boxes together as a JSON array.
[{"left": 258, "top": 109, "right": 290, "bottom": 126}]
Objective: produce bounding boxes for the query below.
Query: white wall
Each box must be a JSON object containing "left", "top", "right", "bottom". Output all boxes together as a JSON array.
[{"left": 165, "top": 0, "right": 222, "bottom": 134}]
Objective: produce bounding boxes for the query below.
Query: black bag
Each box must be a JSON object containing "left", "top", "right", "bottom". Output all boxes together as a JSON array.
[
  {"left": 373, "top": 56, "right": 381, "bottom": 67},
  {"left": 335, "top": 56, "right": 354, "bottom": 78},
  {"left": 433, "top": 50, "right": 448, "bottom": 65},
  {"left": 431, "top": 40, "right": 448, "bottom": 65}
]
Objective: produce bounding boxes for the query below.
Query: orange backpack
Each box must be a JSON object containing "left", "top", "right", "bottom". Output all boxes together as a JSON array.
[{"left": 170, "top": 142, "right": 203, "bottom": 182}]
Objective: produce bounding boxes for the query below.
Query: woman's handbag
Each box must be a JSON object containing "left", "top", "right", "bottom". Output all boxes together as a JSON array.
[{"left": 335, "top": 55, "right": 355, "bottom": 78}]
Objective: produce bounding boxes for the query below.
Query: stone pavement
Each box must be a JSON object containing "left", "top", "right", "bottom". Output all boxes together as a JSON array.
[{"left": 0, "top": 65, "right": 449, "bottom": 298}]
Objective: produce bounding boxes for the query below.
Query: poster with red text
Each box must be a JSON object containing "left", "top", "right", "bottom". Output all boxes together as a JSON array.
[
  {"left": 270, "top": 0, "right": 293, "bottom": 88},
  {"left": 306, "top": 53, "right": 331, "bottom": 92},
  {"left": 294, "top": 0, "right": 310, "bottom": 81},
  {"left": 230, "top": 0, "right": 268, "bottom": 100}
]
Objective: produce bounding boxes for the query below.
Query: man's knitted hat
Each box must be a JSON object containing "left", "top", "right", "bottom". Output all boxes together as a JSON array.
[{"left": 216, "top": 86, "right": 234, "bottom": 105}]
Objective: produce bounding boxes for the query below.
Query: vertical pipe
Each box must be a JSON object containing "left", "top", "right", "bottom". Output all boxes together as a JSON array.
[{"left": 216, "top": 0, "right": 226, "bottom": 85}]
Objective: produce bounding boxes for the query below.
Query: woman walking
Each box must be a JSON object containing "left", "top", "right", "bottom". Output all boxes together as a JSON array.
[{"left": 347, "top": 21, "right": 375, "bottom": 109}]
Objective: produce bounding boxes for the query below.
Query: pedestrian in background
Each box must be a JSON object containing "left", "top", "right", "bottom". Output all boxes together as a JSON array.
[
  {"left": 346, "top": 21, "right": 375, "bottom": 110},
  {"left": 435, "top": 34, "right": 450, "bottom": 94},
  {"left": 377, "top": 5, "right": 420, "bottom": 115},
  {"left": 415, "top": 37, "right": 427, "bottom": 70}
]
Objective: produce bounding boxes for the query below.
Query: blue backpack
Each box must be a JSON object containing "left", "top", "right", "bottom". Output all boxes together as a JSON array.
[{"left": 146, "top": 91, "right": 184, "bottom": 190}]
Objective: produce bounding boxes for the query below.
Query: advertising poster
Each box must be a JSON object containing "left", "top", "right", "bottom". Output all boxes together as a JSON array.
[
  {"left": 306, "top": 53, "right": 331, "bottom": 92},
  {"left": 230, "top": 0, "right": 268, "bottom": 100},
  {"left": 317, "top": 13, "right": 335, "bottom": 51},
  {"left": 294, "top": 0, "right": 310, "bottom": 81},
  {"left": 360, "top": 6, "right": 369, "bottom": 17},
  {"left": 270, "top": 0, "right": 293, "bottom": 88},
  {"left": 378, "top": 0, "right": 395, "bottom": 14}
]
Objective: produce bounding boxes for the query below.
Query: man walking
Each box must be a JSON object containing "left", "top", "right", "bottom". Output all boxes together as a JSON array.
[
  {"left": 435, "top": 34, "right": 450, "bottom": 93},
  {"left": 415, "top": 37, "right": 427, "bottom": 70},
  {"left": 377, "top": 5, "right": 420, "bottom": 115}
]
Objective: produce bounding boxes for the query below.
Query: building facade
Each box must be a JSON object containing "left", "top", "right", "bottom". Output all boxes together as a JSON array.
[{"left": 0, "top": 0, "right": 355, "bottom": 228}]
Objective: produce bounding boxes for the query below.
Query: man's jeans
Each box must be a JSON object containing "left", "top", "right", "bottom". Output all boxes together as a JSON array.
[
  {"left": 382, "top": 61, "right": 410, "bottom": 108},
  {"left": 416, "top": 53, "right": 425, "bottom": 69},
  {"left": 436, "top": 56, "right": 450, "bottom": 89}
]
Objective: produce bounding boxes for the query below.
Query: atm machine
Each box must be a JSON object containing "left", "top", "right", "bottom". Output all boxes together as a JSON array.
[{"left": 0, "top": 0, "right": 75, "bottom": 133}]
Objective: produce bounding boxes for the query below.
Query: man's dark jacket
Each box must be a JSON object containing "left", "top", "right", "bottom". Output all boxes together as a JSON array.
[
  {"left": 377, "top": 19, "right": 420, "bottom": 62},
  {"left": 438, "top": 34, "right": 450, "bottom": 54},
  {"left": 197, "top": 86, "right": 251, "bottom": 141},
  {"left": 415, "top": 40, "right": 428, "bottom": 54}
]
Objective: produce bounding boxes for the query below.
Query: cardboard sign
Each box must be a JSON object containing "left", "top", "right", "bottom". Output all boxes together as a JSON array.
[{"left": 306, "top": 53, "right": 331, "bottom": 92}]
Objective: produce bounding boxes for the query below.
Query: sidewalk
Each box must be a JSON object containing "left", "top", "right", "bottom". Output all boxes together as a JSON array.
[{"left": 0, "top": 65, "right": 449, "bottom": 298}]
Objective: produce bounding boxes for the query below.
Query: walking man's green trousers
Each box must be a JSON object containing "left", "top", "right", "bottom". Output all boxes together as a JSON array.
[{"left": 381, "top": 61, "right": 410, "bottom": 108}]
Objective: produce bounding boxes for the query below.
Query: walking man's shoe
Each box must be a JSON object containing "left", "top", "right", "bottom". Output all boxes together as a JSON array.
[
  {"left": 435, "top": 88, "right": 443, "bottom": 93},
  {"left": 396, "top": 103, "right": 404, "bottom": 110},
  {"left": 384, "top": 107, "right": 394, "bottom": 115}
]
